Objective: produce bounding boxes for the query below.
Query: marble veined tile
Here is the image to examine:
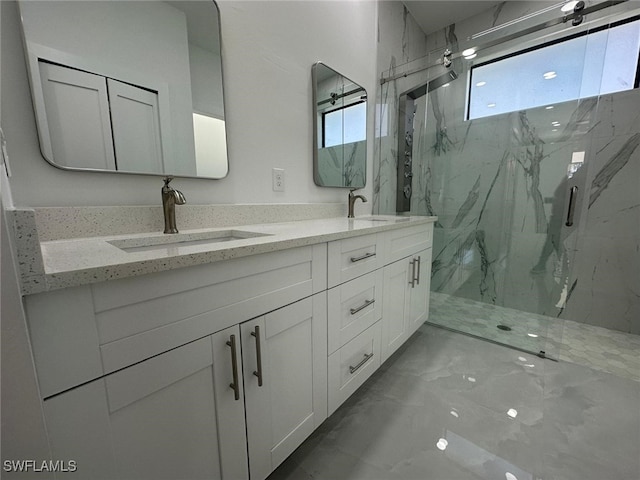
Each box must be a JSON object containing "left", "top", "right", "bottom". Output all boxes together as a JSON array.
[
  {"left": 591, "top": 88, "right": 640, "bottom": 139},
  {"left": 429, "top": 292, "right": 640, "bottom": 382}
]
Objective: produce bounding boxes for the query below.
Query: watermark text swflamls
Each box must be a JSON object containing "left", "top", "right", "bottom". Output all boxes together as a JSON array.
[{"left": 3, "top": 460, "right": 77, "bottom": 473}]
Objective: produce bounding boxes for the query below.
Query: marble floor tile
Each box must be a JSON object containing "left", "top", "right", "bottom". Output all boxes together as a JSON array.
[
  {"left": 428, "top": 292, "right": 640, "bottom": 382},
  {"left": 269, "top": 323, "right": 640, "bottom": 480}
]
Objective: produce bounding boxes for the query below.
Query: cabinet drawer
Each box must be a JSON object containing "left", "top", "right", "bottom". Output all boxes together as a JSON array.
[
  {"left": 327, "top": 269, "right": 383, "bottom": 354},
  {"left": 383, "top": 223, "right": 433, "bottom": 265},
  {"left": 327, "top": 321, "right": 381, "bottom": 415},
  {"left": 327, "top": 233, "right": 382, "bottom": 288}
]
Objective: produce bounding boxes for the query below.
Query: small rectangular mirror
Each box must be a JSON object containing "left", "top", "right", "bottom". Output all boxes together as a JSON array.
[
  {"left": 18, "top": 0, "right": 228, "bottom": 179},
  {"left": 312, "top": 62, "right": 367, "bottom": 188}
]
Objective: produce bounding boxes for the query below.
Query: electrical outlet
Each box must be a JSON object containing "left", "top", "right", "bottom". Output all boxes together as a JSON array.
[{"left": 272, "top": 168, "right": 285, "bottom": 192}]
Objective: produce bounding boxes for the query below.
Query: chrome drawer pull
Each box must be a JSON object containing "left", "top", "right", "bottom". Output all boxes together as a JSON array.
[
  {"left": 251, "top": 326, "right": 264, "bottom": 387},
  {"left": 350, "top": 252, "right": 376, "bottom": 263},
  {"left": 349, "top": 353, "right": 374, "bottom": 374},
  {"left": 350, "top": 299, "right": 375, "bottom": 315},
  {"left": 226, "top": 335, "right": 241, "bottom": 400},
  {"left": 409, "top": 258, "right": 416, "bottom": 287},
  {"left": 415, "top": 255, "right": 421, "bottom": 285}
]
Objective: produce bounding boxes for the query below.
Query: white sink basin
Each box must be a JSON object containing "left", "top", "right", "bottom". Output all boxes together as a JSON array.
[
  {"left": 354, "top": 216, "right": 411, "bottom": 223},
  {"left": 108, "top": 230, "right": 271, "bottom": 253}
]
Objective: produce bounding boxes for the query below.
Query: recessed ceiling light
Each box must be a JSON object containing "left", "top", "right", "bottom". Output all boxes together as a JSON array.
[
  {"left": 487, "top": 103, "right": 496, "bottom": 108},
  {"left": 543, "top": 71, "right": 557, "bottom": 80},
  {"left": 462, "top": 48, "right": 476, "bottom": 58},
  {"left": 561, "top": 1, "right": 579, "bottom": 13},
  {"left": 442, "top": 83, "right": 450, "bottom": 88},
  {"left": 552, "top": 129, "right": 559, "bottom": 132},
  {"left": 476, "top": 81, "right": 487, "bottom": 87},
  {"left": 545, "top": 105, "right": 555, "bottom": 109},
  {"left": 527, "top": 333, "right": 539, "bottom": 338}
]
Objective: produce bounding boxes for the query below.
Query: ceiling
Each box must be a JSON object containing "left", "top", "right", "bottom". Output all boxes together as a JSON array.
[{"left": 402, "top": 1, "right": 502, "bottom": 35}]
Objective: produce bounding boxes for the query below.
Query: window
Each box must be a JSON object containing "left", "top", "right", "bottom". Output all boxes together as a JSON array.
[
  {"left": 323, "top": 101, "right": 367, "bottom": 148},
  {"left": 467, "top": 17, "right": 640, "bottom": 120}
]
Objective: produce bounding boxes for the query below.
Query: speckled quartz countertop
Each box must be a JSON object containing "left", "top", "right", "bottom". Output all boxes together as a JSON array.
[{"left": 16, "top": 212, "right": 436, "bottom": 295}]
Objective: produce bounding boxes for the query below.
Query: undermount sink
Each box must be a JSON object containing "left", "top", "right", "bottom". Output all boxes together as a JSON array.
[
  {"left": 108, "top": 230, "right": 272, "bottom": 253},
  {"left": 355, "top": 216, "right": 411, "bottom": 223}
]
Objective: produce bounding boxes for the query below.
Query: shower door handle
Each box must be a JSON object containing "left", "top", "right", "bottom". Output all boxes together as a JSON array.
[{"left": 565, "top": 186, "right": 578, "bottom": 227}]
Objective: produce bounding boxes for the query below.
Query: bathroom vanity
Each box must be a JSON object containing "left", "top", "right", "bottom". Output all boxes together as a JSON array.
[{"left": 13, "top": 208, "right": 435, "bottom": 480}]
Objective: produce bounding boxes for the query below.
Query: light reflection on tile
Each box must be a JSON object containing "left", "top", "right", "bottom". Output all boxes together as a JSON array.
[{"left": 268, "top": 324, "right": 639, "bottom": 480}]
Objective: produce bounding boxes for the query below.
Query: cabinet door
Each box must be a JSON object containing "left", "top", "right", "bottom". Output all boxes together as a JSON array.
[
  {"left": 211, "top": 326, "right": 250, "bottom": 480},
  {"left": 108, "top": 78, "right": 164, "bottom": 174},
  {"left": 407, "top": 248, "right": 433, "bottom": 336},
  {"left": 39, "top": 61, "right": 116, "bottom": 170},
  {"left": 241, "top": 294, "right": 327, "bottom": 480},
  {"left": 43, "top": 332, "right": 248, "bottom": 480},
  {"left": 381, "top": 259, "right": 411, "bottom": 363}
]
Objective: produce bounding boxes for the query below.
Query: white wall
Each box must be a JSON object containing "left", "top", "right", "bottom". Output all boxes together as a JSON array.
[
  {"left": 1, "top": 3, "right": 52, "bottom": 464},
  {"left": 1, "top": 0, "right": 378, "bottom": 207}
]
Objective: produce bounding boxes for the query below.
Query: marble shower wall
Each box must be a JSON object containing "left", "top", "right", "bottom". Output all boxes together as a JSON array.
[
  {"left": 374, "top": 2, "right": 429, "bottom": 215},
  {"left": 374, "top": 2, "right": 640, "bottom": 334}
]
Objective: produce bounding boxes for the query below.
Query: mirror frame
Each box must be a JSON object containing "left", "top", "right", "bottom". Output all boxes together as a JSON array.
[
  {"left": 18, "top": 0, "right": 229, "bottom": 180},
  {"left": 312, "top": 61, "right": 367, "bottom": 188}
]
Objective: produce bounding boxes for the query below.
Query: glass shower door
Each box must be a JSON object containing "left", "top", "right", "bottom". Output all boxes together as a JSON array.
[{"left": 406, "top": 9, "right": 640, "bottom": 358}]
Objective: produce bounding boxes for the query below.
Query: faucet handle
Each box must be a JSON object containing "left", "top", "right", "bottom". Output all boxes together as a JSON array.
[{"left": 174, "top": 189, "right": 187, "bottom": 205}]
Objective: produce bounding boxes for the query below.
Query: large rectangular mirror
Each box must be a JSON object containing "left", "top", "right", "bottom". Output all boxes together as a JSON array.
[
  {"left": 312, "top": 62, "right": 366, "bottom": 188},
  {"left": 18, "top": 0, "right": 228, "bottom": 179}
]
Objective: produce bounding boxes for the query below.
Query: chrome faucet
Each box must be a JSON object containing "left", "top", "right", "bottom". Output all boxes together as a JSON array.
[
  {"left": 162, "top": 177, "right": 186, "bottom": 234},
  {"left": 348, "top": 188, "right": 367, "bottom": 218}
]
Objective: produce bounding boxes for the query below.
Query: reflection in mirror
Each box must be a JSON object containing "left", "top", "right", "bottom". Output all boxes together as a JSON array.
[
  {"left": 18, "top": 0, "right": 228, "bottom": 179},
  {"left": 312, "top": 62, "right": 366, "bottom": 188}
]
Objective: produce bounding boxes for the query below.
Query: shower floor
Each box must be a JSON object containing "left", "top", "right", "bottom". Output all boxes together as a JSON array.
[{"left": 429, "top": 292, "right": 640, "bottom": 382}]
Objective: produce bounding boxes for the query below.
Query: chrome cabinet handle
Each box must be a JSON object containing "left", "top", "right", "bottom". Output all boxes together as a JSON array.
[
  {"left": 226, "top": 335, "right": 240, "bottom": 401},
  {"left": 566, "top": 186, "right": 578, "bottom": 227},
  {"left": 409, "top": 258, "right": 417, "bottom": 287},
  {"left": 350, "top": 252, "right": 376, "bottom": 263},
  {"left": 350, "top": 299, "right": 375, "bottom": 315},
  {"left": 251, "top": 325, "right": 264, "bottom": 387},
  {"left": 415, "top": 255, "right": 421, "bottom": 285},
  {"left": 349, "top": 353, "right": 374, "bottom": 374}
]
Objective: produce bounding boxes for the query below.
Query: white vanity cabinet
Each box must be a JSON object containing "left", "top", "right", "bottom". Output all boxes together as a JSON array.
[
  {"left": 43, "top": 327, "right": 248, "bottom": 480},
  {"left": 381, "top": 248, "right": 432, "bottom": 362},
  {"left": 241, "top": 294, "right": 327, "bottom": 480},
  {"left": 20, "top": 217, "right": 435, "bottom": 480},
  {"left": 24, "top": 244, "right": 327, "bottom": 480},
  {"left": 380, "top": 225, "right": 433, "bottom": 362},
  {"left": 327, "top": 222, "right": 433, "bottom": 413},
  {"left": 326, "top": 233, "right": 385, "bottom": 414},
  {"left": 42, "top": 295, "right": 327, "bottom": 480}
]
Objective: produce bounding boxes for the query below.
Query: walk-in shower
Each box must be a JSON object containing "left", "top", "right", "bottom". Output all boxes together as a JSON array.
[{"left": 375, "top": 0, "right": 640, "bottom": 359}]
